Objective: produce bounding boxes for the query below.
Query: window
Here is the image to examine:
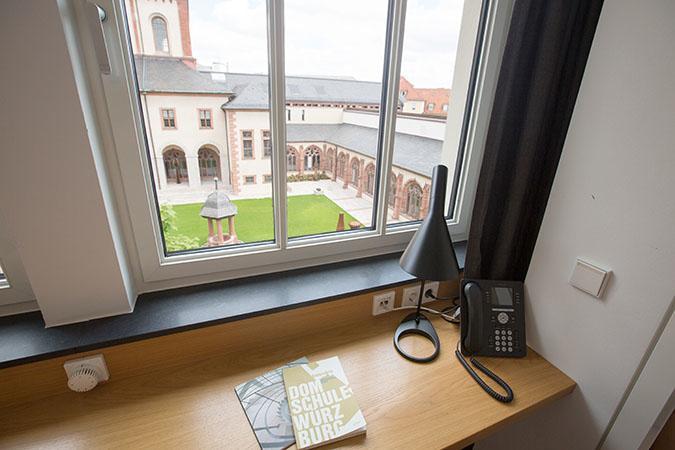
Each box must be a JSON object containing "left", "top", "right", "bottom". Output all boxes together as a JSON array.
[
  {"left": 199, "top": 109, "right": 212, "bottom": 128},
  {"left": 442, "top": 103, "right": 449, "bottom": 112},
  {"left": 161, "top": 108, "right": 176, "bottom": 129},
  {"left": 93, "top": 0, "right": 501, "bottom": 282},
  {"left": 427, "top": 103, "right": 435, "bottom": 111},
  {"left": 151, "top": 16, "right": 169, "bottom": 54},
  {"left": 263, "top": 130, "right": 272, "bottom": 157},
  {"left": 241, "top": 130, "right": 254, "bottom": 159}
]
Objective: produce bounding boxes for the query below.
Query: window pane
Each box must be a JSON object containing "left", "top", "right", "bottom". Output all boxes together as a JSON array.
[
  {"left": 387, "top": 0, "right": 465, "bottom": 224},
  {"left": 124, "top": 0, "right": 274, "bottom": 253},
  {"left": 284, "top": 0, "right": 389, "bottom": 238},
  {"left": 0, "top": 263, "right": 7, "bottom": 288}
]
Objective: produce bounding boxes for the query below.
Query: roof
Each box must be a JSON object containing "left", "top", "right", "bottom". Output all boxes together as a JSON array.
[
  {"left": 200, "top": 190, "right": 238, "bottom": 219},
  {"left": 134, "top": 56, "right": 383, "bottom": 107},
  {"left": 134, "top": 56, "right": 232, "bottom": 95},
  {"left": 287, "top": 124, "right": 442, "bottom": 177}
]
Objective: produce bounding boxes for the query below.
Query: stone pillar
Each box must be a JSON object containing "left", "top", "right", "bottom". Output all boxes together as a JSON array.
[
  {"left": 356, "top": 159, "right": 365, "bottom": 198},
  {"left": 207, "top": 218, "right": 214, "bottom": 240},
  {"left": 420, "top": 183, "right": 431, "bottom": 219},
  {"left": 156, "top": 156, "right": 168, "bottom": 190},
  {"left": 216, "top": 219, "right": 224, "bottom": 244},
  {"left": 298, "top": 145, "right": 305, "bottom": 175},
  {"left": 343, "top": 159, "right": 350, "bottom": 189},
  {"left": 332, "top": 149, "right": 338, "bottom": 181},
  {"left": 186, "top": 155, "right": 201, "bottom": 188},
  {"left": 228, "top": 216, "right": 237, "bottom": 240},
  {"left": 336, "top": 212, "right": 345, "bottom": 231},
  {"left": 393, "top": 175, "right": 404, "bottom": 219}
]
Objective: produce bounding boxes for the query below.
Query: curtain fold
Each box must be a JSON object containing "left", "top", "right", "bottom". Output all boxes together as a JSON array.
[{"left": 464, "top": 0, "right": 604, "bottom": 281}]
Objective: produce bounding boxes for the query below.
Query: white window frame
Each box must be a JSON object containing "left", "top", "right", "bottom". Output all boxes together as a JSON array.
[{"left": 70, "top": 0, "right": 512, "bottom": 286}]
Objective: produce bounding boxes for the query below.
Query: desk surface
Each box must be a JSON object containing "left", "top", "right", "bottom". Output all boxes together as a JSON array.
[{"left": 0, "top": 289, "right": 575, "bottom": 449}]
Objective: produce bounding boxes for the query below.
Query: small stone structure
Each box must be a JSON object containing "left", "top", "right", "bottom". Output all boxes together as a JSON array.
[{"left": 200, "top": 180, "right": 240, "bottom": 246}]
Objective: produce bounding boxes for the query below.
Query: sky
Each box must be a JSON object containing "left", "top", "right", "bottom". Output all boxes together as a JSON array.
[{"left": 189, "top": 0, "right": 466, "bottom": 88}]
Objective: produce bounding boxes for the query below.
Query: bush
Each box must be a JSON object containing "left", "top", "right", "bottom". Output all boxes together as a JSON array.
[
  {"left": 287, "top": 171, "right": 330, "bottom": 183},
  {"left": 160, "top": 203, "right": 201, "bottom": 252}
]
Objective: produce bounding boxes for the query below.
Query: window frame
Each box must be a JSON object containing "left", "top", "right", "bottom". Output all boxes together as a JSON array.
[
  {"left": 262, "top": 130, "right": 272, "bottom": 158},
  {"left": 198, "top": 108, "right": 213, "bottom": 129},
  {"left": 77, "top": 0, "right": 511, "bottom": 285},
  {"left": 150, "top": 14, "right": 170, "bottom": 55},
  {"left": 241, "top": 129, "right": 255, "bottom": 159},
  {"left": 160, "top": 107, "right": 176, "bottom": 129}
]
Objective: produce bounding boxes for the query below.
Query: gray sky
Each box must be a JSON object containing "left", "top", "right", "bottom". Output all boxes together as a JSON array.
[{"left": 189, "top": 0, "right": 465, "bottom": 88}]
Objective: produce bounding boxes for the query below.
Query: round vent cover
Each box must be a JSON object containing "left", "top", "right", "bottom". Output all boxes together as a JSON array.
[{"left": 67, "top": 366, "right": 101, "bottom": 392}]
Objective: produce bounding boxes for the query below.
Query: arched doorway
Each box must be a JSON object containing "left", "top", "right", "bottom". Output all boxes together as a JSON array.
[
  {"left": 406, "top": 182, "right": 423, "bottom": 219},
  {"left": 198, "top": 147, "right": 221, "bottom": 182},
  {"left": 163, "top": 148, "right": 188, "bottom": 184},
  {"left": 304, "top": 147, "right": 321, "bottom": 171},
  {"left": 350, "top": 159, "right": 360, "bottom": 188},
  {"left": 287, "top": 147, "right": 298, "bottom": 171},
  {"left": 365, "top": 164, "right": 376, "bottom": 195}
]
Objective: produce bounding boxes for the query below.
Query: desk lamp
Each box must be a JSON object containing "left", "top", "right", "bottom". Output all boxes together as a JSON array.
[{"left": 395, "top": 165, "right": 460, "bottom": 363}]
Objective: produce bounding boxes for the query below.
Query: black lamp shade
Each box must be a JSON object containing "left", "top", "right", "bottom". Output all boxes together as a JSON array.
[{"left": 399, "top": 165, "right": 460, "bottom": 281}]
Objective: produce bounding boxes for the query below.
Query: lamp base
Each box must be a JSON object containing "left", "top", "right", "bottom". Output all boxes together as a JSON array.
[{"left": 393, "top": 312, "right": 441, "bottom": 363}]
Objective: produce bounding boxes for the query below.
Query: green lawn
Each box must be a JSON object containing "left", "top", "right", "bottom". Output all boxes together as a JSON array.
[{"left": 163, "top": 195, "right": 359, "bottom": 250}]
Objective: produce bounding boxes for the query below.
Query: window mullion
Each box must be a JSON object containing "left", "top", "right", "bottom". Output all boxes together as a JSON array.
[
  {"left": 375, "top": 0, "right": 407, "bottom": 236},
  {"left": 267, "top": 0, "right": 288, "bottom": 249}
]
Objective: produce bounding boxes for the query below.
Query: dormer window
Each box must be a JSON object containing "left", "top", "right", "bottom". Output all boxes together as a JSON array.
[{"left": 152, "top": 16, "right": 170, "bottom": 54}]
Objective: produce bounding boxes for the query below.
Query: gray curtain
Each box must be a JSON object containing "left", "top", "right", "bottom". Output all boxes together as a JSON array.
[{"left": 465, "top": 0, "right": 604, "bottom": 281}]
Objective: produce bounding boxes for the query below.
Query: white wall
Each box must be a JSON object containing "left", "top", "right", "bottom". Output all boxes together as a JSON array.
[
  {"left": 0, "top": 0, "right": 135, "bottom": 325},
  {"left": 477, "top": 0, "right": 675, "bottom": 448},
  {"left": 343, "top": 110, "right": 446, "bottom": 140}
]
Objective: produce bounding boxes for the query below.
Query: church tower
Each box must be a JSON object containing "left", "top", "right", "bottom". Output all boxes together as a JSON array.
[{"left": 124, "top": 0, "right": 195, "bottom": 66}]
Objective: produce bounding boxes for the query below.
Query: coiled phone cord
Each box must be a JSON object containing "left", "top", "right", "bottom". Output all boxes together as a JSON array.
[{"left": 454, "top": 341, "right": 514, "bottom": 403}]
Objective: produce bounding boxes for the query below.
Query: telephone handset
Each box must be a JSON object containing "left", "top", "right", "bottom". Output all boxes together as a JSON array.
[
  {"left": 460, "top": 278, "right": 526, "bottom": 358},
  {"left": 455, "top": 278, "right": 526, "bottom": 403}
]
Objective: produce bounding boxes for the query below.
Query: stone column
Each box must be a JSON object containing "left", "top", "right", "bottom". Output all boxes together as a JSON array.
[
  {"left": 298, "top": 145, "right": 305, "bottom": 175},
  {"left": 343, "top": 158, "right": 351, "bottom": 189},
  {"left": 420, "top": 183, "right": 431, "bottom": 219},
  {"left": 155, "top": 156, "right": 168, "bottom": 190},
  {"left": 228, "top": 216, "right": 237, "bottom": 241},
  {"left": 332, "top": 149, "right": 338, "bottom": 181},
  {"left": 186, "top": 155, "right": 201, "bottom": 188},
  {"left": 216, "top": 219, "right": 224, "bottom": 244},
  {"left": 207, "top": 218, "right": 214, "bottom": 240}
]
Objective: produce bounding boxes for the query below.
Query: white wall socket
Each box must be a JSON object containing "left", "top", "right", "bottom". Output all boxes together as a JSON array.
[
  {"left": 422, "top": 281, "right": 440, "bottom": 304},
  {"left": 372, "top": 291, "right": 396, "bottom": 315},
  {"left": 402, "top": 285, "right": 421, "bottom": 307}
]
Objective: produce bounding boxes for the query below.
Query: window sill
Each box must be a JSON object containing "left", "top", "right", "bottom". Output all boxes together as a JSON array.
[{"left": 0, "top": 242, "right": 465, "bottom": 369}]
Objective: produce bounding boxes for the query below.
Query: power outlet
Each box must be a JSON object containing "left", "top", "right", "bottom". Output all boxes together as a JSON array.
[
  {"left": 372, "top": 291, "right": 396, "bottom": 315},
  {"left": 422, "top": 281, "right": 440, "bottom": 304},
  {"left": 402, "top": 285, "right": 421, "bottom": 308}
]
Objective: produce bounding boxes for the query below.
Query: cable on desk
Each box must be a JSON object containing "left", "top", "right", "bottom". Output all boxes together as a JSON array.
[{"left": 454, "top": 341, "right": 514, "bottom": 403}]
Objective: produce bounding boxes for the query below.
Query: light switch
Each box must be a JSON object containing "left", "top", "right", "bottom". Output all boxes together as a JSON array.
[{"left": 569, "top": 258, "right": 611, "bottom": 298}]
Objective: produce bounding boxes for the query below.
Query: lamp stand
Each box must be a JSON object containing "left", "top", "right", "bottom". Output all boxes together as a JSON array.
[{"left": 393, "top": 280, "right": 441, "bottom": 363}]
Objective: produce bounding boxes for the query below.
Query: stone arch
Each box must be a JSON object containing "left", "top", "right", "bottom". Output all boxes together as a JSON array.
[
  {"left": 349, "top": 157, "right": 361, "bottom": 188},
  {"left": 287, "top": 146, "right": 299, "bottom": 171},
  {"left": 304, "top": 145, "right": 321, "bottom": 171},
  {"left": 337, "top": 152, "right": 348, "bottom": 179},
  {"left": 404, "top": 179, "right": 423, "bottom": 219},
  {"left": 197, "top": 145, "right": 221, "bottom": 182},
  {"left": 162, "top": 146, "right": 188, "bottom": 184},
  {"left": 364, "top": 163, "right": 376, "bottom": 196}
]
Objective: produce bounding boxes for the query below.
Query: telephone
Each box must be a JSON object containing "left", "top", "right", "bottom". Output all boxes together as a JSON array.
[
  {"left": 455, "top": 278, "right": 526, "bottom": 403},
  {"left": 460, "top": 278, "right": 526, "bottom": 358}
]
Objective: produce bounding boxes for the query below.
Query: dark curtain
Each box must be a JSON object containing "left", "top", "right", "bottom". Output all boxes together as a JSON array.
[{"left": 464, "top": 0, "right": 604, "bottom": 281}]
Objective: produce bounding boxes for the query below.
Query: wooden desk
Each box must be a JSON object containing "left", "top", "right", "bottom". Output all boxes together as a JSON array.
[{"left": 0, "top": 287, "right": 574, "bottom": 449}]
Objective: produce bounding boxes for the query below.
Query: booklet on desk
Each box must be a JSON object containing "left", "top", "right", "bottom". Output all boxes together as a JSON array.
[
  {"left": 235, "top": 357, "right": 309, "bottom": 450},
  {"left": 282, "top": 356, "right": 366, "bottom": 449}
]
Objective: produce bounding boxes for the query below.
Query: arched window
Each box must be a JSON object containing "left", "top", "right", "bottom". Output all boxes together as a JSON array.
[
  {"left": 406, "top": 182, "right": 423, "bottom": 219},
  {"left": 350, "top": 160, "right": 360, "bottom": 187},
  {"left": 365, "top": 164, "right": 375, "bottom": 195},
  {"left": 163, "top": 148, "right": 187, "bottom": 184},
  {"left": 198, "top": 147, "right": 220, "bottom": 181},
  {"left": 337, "top": 153, "right": 347, "bottom": 179},
  {"left": 304, "top": 147, "right": 321, "bottom": 171},
  {"left": 287, "top": 147, "right": 297, "bottom": 171},
  {"left": 152, "top": 16, "right": 169, "bottom": 54},
  {"left": 388, "top": 173, "right": 397, "bottom": 207}
]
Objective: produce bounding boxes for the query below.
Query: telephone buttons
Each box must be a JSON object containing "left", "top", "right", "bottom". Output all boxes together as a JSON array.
[
  {"left": 497, "top": 312, "right": 509, "bottom": 324},
  {"left": 507, "top": 330, "right": 512, "bottom": 336}
]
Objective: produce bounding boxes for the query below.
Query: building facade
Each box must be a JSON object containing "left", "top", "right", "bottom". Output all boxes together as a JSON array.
[{"left": 126, "top": 0, "right": 451, "bottom": 221}]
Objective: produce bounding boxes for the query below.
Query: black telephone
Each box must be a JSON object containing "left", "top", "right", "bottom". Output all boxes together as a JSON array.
[
  {"left": 460, "top": 278, "right": 526, "bottom": 358},
  {"left": 455, "top": 278, "right": 526, "bottom": 403}
]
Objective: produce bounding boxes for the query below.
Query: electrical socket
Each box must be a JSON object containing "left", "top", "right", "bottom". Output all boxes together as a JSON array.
[
  {"left": 372, "top": 291, "right": 396, "bottom": 315},
  {"left": 422, "top": 281, "right": 440, "bottom": 304},
  {"left": 402, "top": 285, "right": 421, "bottom": 308}
]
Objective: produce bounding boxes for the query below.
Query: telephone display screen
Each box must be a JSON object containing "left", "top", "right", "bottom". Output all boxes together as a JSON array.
[{"left": 491, "top": 287, "right": 514, "bottom": 306}]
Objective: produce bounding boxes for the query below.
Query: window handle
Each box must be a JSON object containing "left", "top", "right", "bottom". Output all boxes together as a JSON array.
[{"left": 83, "top": 2, "right": 111, "bottom": 75}]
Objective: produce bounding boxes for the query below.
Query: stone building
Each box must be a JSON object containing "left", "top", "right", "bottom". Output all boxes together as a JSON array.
[{"left": 125, "top": 0, "right": 451, "bottom": 221}]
